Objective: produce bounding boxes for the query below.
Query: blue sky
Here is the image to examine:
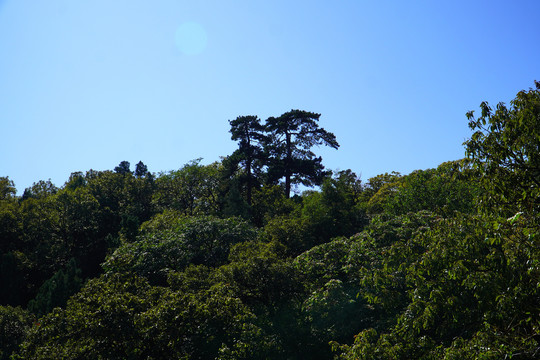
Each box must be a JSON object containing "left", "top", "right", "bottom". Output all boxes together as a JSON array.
[{"left": 1, "top": 0, "right": 539, "bottom": 193}]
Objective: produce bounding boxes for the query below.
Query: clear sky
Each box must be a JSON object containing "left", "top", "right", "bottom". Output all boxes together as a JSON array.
[{"left": 1, "top": 0, "right": 539, "bottom": 193}]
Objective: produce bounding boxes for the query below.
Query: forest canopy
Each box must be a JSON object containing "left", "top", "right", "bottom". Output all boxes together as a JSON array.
[{"left": 1, "top": 88, "right": 539, "bottom": 359}]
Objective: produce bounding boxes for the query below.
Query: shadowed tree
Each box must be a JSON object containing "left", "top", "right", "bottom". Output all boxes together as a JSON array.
[
  {"left": 0, "top": 177, "right": 16, "bottom": 200},
  {"left": 0, "top": 305, "right": 35, "bottom": 360},
  {"left": 265, "top": 110, "right": 339, "bottom": 198},
  {"left": 134, "top": 161, "right": 149, "bottom": 178},
  {"left": 27, "top": 258, "right": 83, "bottom": 317},
  {"left": 114, "top": 161, "right": 131, "bottom": 175},
  {"left": 229, "top": 115, "right": 268, "bottom": 205}
]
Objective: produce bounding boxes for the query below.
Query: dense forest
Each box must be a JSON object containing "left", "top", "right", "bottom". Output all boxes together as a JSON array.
[{"left": 1, "top": 84, "right": 539, "bottom": 359}]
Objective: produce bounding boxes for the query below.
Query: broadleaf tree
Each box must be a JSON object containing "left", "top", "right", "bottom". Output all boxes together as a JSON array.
[{"left": 464, "top": 80, "right": 540, "bottom": 215}]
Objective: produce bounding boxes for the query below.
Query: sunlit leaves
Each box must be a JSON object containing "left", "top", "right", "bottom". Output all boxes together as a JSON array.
[
  {"left": 464, "top": 81, "right": 540, "bottom": 216},
  {"left": 153, "top": 159, "right": 222, "bottom": 216},
  {"left": 103, "top": 215, "right": 258, "bottom": 284}
]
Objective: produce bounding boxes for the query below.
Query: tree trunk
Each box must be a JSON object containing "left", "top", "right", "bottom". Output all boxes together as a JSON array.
[
  {"left": 246, "top": 159, "right": 252, "bottom": 205},
  {"left": 285, "top": 132, "right": 292, "bottom": 198}
]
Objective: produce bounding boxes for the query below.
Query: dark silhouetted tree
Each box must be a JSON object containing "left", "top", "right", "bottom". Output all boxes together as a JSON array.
[
  {"left": 265, "top": 110, "right": 339, "bottom": 197},
  {"left": 134, "top": 161, "right": 149, "bottom": 178},
  {"left": 114, "top": 161, "right": 131, "bottom": 175},
  {"left": 229, "top": 115, "right": 268, "bottom": 205}
]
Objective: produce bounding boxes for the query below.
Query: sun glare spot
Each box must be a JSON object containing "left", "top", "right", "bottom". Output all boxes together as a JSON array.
[{"left": 174, "top": 22, "right": 208, "bottom": 55}]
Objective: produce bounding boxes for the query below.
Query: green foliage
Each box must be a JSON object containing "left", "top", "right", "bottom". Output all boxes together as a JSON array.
[
  {"left": 27, "top": 259, "right": 83, "bottom": 318},
  {"left": 303, "top": 279, "right": 366, "bottom": 348},
  {"left": 104, "top": 215, "right": 258, "bottom": 284},
  {"left": 0, "top": 305, "right": 35, "bottom": 360},
  {"left": 251, "top": 184, "right": 297, "bottom": 226},
  {"left": 334, "top": 213, "right": 540, "bottom": 359},
  {"left": 362, "top": 172, "right": 401, "bottom": 199},
  {"left": 19, "top": 195, "right": 63, "bottom": 260},
  {"left": 21, "top": 180, "right": 58, "bottom": 200},
  {"left": 16, "top": 272, "right": 272, "bottom": 359},
  {"left": 63, "top": 171, "right": 86, "bottom": 190},
  {"left": 138, "top": 208, "right": 183, "bottom": 234},
  {"left": 295, "top": 238, "right": 373, "bottom": 357},
  {"left": 220, "top": 241, "right": 300, "bottom": 308},
  {"left": 302, "top": 169, "right": 367, "bottom": 239},
  {"left": 121, "top": 173, "right": 156, "bottom": 241},
  {"left": 84, "top": 169, "right": 125, "bottom": 235},
  {"left": 385, "top": 161, "right": 481, "bottom": 216},
  {"left": 262, "top": 214, "right": 318, "bottom": 256},
  {"left": 294, "top": 237, "right": 353, "bottom": 289},
  {"left": 219, "top": 241, "right": 311, "bottom": 358},
  {"left": 177, "top": 215, "right": 258, "bottom": 266},
  {"left": 363, "top": 162, "right": 481, "bottom": 218},
  {"left": 0, "top": 197, "right": 20, "bottom": 254},
  {"left": 0, "top": 177, "right": 16, "bottom": 200},
  {"left": 138, "top": 281, "right": 270, "bottom": 359},
  {"left": 4, "top": 193, "right": 69, "bottom": 305},
  {"left": 15, "top": 274, "right": 160, "bottom": 359},
  {"left": 54, "top": 187, "right": 103, "bottom": 277},
  {"left": 362, "top": 171, "right": 402, "bottom": 215},
  {"left": 221, "top": 177, "right": 251, "bottom": 219},
  {"left": 153, "top": 159, "right": 222, "bottom": 216},
  {"left": 260, "top": 170, "right": 366, "bottom": 256},
  {"left": 85, "top": 168, "right": 156, "bottom": 243},
  {"left": 464, "top": 81, "right": 540, "bottom": 215}
]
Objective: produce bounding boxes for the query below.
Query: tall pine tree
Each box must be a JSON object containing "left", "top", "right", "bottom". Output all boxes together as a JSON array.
[{"left": 265, "top": 110, "right": 339, "bottom": 198}]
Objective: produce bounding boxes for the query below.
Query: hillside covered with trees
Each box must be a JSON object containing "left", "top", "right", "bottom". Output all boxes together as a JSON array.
[{"left": 1, "top": 85, "right": 539, "bottom": 359}]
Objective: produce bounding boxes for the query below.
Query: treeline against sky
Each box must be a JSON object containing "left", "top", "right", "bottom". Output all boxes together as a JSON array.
[{"left": 1, "top": 85, "right": 539, "bottom": 359}]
